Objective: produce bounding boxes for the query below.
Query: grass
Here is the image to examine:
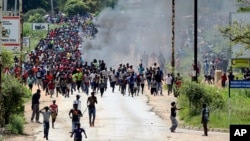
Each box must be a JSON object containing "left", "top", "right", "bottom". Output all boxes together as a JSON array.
[
  {"left": 178, "top": 86, "right": 250, "bottom": 129},
  {"left": 23, "top": 22, "right": 67, "bottom": 52}
]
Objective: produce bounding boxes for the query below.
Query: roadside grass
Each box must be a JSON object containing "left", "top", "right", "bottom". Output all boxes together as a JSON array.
[
  {"left": 178, "top": 85, "right": 250, "bottom": 129},
  {"left": 23, "top": 22, "right": 66, "bottom": 52}
]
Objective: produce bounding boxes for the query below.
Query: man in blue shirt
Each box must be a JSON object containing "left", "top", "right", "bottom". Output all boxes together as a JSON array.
[{"left": 70, "top": 123, "right": 87, "bottom": 141}]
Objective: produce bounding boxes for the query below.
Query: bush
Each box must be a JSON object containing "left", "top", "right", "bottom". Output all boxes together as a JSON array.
[
  {"left": 2, "top": 74, "right": 31, "bottom": 124},
  {"left": 6, "top": 114, "right": 25, "bottom": 134},
  {"left": 24, "top": 8, "right": 47, "bottom": 22},
  {"left": 179, "top": 81, "right": 226, "bottom": 116}
]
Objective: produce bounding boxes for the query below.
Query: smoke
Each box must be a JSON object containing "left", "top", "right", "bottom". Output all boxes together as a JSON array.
[
  {"left": 82, "top": 0, "right": 171, "bottom": 68},
  {"left": 82, "top": 0, "right": 238, "bottom": 69}
]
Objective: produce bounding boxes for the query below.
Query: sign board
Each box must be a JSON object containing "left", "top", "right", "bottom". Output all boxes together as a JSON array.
[
  {"left": 32, "top": 23, "right": 49, "bottom": 31},
  {"left": 231, "top": 58, "right": 250, "bottom": 68},
  {"left": 2, "top": 16, "right": 20, "bottom": 53},
  {"left": 229, "top": 80, "right": 250, "bottom": 88},
  {"left": 23, "top": 37, "right": 30, "bottom": 48}
]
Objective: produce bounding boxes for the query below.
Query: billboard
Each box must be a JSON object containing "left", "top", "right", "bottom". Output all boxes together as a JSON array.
[
  {"left": 32, "top": 23, "right": 49, "bottom": 31},
  {"left": 2, "top": 16, "right": 20, "bottom": 53}
]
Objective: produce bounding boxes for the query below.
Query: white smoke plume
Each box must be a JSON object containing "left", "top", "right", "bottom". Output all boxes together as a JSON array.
[{"left": 82, "top": 0, "right": 238, "bottom": 70}]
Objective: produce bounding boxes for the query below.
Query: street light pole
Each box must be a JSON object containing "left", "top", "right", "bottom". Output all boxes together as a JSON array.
[
  {"left": 171, "top": 0, "right": 175, "bottom": 74},
  {"left": 193, "top": 0, "right": 198, "bottom": 82}
]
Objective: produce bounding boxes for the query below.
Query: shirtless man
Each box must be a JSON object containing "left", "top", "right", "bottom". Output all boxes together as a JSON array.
[{"left": 87, "top": 92, "right": 98, "bottom": 127}]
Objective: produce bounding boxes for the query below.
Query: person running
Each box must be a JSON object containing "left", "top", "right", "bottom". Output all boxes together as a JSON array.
[
  {"left": 39, "top": 106, "right": 52, "bottom": 140},
  {"left": 27, "top": 75, "right": 35, "bottom": 91},
  {"left": 99, "top": 74, "right": 105, "bottom": 97},
  {"left": 69, "top": 103, "right": 83, "bottom": 133},
  {"left": 49, "top": 100, "right": 58, "bottom": 128},
  {"left": 170, "top": 102, "right": 183, "bottom": 132},
  {"left": 55, "top": 77, "right": 61, "bottom": 97},
  {"left": 31, "top": 89, "right": 41, "bottom": 123},
  {"left": 70, "top": 123, "right": 87, "bottom": 141},
  {"left": 74, "top": 95, "right": 82, "bottom": 111},
  {"left": 201, "top": 103, "right": 209, "bottom": 136},
  {"left": 87, "top": 92, "right": 98, "bottom": 127},
  {"left": 47, "top": 80, "right": 55, "bottom": 98}
]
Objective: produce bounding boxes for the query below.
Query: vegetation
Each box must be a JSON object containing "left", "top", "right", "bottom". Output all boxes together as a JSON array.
[
  {"left": 178, "top": 82, "right": 250, "bottom": 129},
  {"left": 220, "top": 22, "right": 250, "bottom": 50},
  {"left": 0, "top": 49, "right": 32, "bottom": 131},
  {"left": 23, "top": 8, "right": 47, "bottom": 22},
  {"left": 64, "top": 0, "right": 90, "bottom": 16},
  {"left": 6, "top": 114, "right": 25, "bottom": 134}
]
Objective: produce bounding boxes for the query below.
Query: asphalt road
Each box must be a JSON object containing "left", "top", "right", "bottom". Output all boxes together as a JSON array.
[{"left": 31, "top": 87, "right": 229, "bottom": 141}]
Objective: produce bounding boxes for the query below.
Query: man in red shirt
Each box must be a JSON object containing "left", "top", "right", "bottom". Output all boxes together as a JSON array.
[{"left": 49, "top": 100, "right": 58, "bottom": 128}]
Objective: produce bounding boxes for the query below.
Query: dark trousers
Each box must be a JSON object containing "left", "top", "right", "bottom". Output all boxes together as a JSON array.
[
  {"left": 44, "top": 121, "right": 50, "bottom": 137},
  {"left": 203, "top": 121, "right": 208, "bottom": 136},
  {"left": 31, "top": 104, "right": 39, "bottom": 121}
]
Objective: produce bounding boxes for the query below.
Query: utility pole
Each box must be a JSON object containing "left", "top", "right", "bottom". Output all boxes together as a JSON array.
[
  {"left": 50, "top": 0, "right": 54, "bottom": 16},
  {"left": 14, "top": 0, "right": 18, "bottom": 16},
  {"left": 193, "top": 0, "right": 198, "bottom": 82},
  {"left": 0, "top": 0, "right": 4, "bottom": 127},
  {"left": 171, "top": 0, "right": 175, "bottom": 74},
  {"left": 19, "top": 0, "right": 23, "bottom": 77},
  {"left": 3, "top": 0, "right": 7, "bottom": 11}
]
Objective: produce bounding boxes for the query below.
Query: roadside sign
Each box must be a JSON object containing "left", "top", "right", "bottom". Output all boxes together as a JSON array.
[
  {"left": 229, "top": 80, "right": 250, "bottom": 88},
  {"left": 2, "top": 16, "right": 20, "bottom": 53},
  {"left": 23, "top": 37, "right": 30, "bottom": 48},
  {"left": 231, "top": 58, "right": 250, "bottom": 68},
  {"left": 32, "top": 23, "right": 49, "bottom": 31}
]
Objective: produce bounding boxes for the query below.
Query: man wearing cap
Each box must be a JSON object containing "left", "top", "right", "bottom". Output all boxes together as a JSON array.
[
  {"left": 39, "top": 106, "right": 52, "bottom": 140},
  {"left": 87, "top": 92, "right": 98, "bottom": 127},
  {"left": 170, "top": 102, "right": 183, "bottom": 132},
  {"left": 74, "top": 95, "right": 82, "bottom": 111}
]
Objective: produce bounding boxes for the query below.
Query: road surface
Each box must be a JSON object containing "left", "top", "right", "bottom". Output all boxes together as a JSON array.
[{"left": 24, "top": 86, "right": 229, "bottom": 141}]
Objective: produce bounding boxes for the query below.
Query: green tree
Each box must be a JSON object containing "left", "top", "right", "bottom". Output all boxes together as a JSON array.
[
  {"left": 23, "top": 8, "right": 47, "bottom": 22},
  {"left": 64, "top": 0, "right": 90, "bottom": 16},
  {"left": 27, "top": 13, "right": 45, "bottom": 23},
  {"left": 219, "top": 22, "right": 250, "bottom": 50},
  {"left": 236, "top": 0, "right": 250, "bottom": 11}
]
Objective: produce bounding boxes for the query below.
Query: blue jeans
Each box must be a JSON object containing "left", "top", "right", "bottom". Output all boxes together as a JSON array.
[
  {"left": 43, "top": 121, "right": 49, "bottom": 137},
  {"left": 88, "top": 107, "right": 96, "bottom": 125},
  {"left": 156, "top": 82, "right": 162, "bottom": 94},
  {"left": 72, "top": 121, "right": 79, "bottom": 132}
]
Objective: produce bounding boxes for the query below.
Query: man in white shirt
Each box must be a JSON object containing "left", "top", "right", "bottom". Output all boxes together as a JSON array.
[
  {"left": 165, "top": 73, "right": 173, "bottom": 95},
  {"left": 39, "top": 106, "right": 51, "bottom": 140},
  {"left": 74, "top": 95, "right": 81, "bottom": 111}
]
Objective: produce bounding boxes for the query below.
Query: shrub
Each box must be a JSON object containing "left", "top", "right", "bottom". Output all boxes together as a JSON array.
[
  {"left": 179, "top": 81, "right": 226, "bottom": 116},
  {"left": 6, "top": 114, "right": 25, "bottom": 134},
  {"left": 23, "top": 8, "right": 47, "bottom": 22}
]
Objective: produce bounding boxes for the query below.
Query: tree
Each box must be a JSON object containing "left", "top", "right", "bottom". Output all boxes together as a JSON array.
[
  {"left": 64, "top": 0, "right": 90, "bottom": 16},
  {"left": 219, "top": 22, "right": 250, "bottom": 50},
  {"left": 28, "top": 13, "right": 45, "bottom": 23},
  {"left": 23, "top": 8, "right": 47, "bottom": 22}
]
